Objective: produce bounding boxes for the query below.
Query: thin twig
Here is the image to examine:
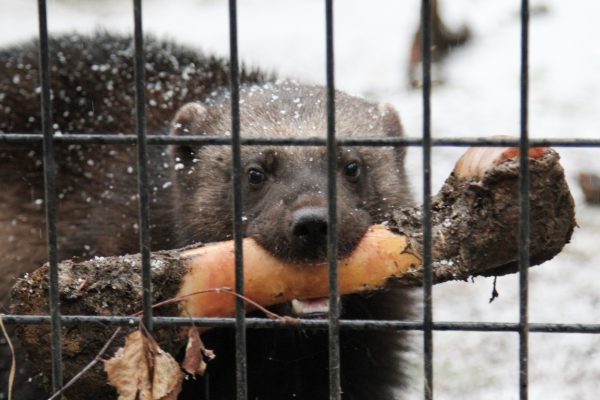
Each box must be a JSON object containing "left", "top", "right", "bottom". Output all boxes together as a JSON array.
[
  {"left": 0, "top": 315, "right": 15, "bottom": 400},
  {"left": 139, "top": 287, "right": 293, "bottom": 322},
  {"left": 489, "top": 276, "right": 499, "bottom": 303}
]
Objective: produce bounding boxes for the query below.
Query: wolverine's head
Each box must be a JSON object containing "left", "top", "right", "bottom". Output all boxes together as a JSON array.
[{"left": 169, "top": 81, "right": 411, "bottom": 263}]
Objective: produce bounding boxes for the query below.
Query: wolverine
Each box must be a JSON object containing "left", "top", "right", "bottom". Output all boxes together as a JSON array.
[{"left": 0, "top": 34, "right": 413, "bottom": 399}]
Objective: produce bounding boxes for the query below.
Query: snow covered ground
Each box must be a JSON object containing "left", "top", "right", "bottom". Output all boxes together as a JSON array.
[{"left": 1, "top": 0, "right": 599, "bottom": 398}]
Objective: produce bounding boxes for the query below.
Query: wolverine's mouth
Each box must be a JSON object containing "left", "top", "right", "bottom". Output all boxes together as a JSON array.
[{"left": 290, "top": 297, "right": 330, "bottom": 317}]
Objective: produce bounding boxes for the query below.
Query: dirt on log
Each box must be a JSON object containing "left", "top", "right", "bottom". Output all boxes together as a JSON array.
[
  {"left": 9, "top": 146, "right": 575, "bottom": 399},
  {"left": 11, "top": 252, "right": 189, "bottom": 398},
  {"left": 393, "top": 146, "right": 575, "bottom": 284}
]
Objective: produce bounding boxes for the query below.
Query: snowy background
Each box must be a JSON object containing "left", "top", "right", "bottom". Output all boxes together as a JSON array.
[{"left": 1, "top": 0, "right": 599, "bottom": 398}]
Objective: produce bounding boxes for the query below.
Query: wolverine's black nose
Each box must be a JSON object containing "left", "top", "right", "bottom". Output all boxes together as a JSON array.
[{"left": 291, "top": 207, "right": 328, "bottom": 246}]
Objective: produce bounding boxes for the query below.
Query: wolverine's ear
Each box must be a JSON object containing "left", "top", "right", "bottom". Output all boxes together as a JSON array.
[
  {"left": 377, "top": 103, "right": 404, "bottom": 138},
  {"left": 170, "top": 102, "right": 211, "bottom": 136},
  {"left": 170, "top": 102, "right": 211, "bottom": 164},
  {"left": 377, "top": 103, "right": 406, "bottom": 162}
]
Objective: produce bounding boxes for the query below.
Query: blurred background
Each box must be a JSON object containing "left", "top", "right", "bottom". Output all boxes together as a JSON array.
[{"left": 1, "top": 0, "right": 599, "bottom": 398}]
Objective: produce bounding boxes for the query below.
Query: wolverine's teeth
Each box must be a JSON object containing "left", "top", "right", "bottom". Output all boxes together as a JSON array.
[{"left": 291, "top": 298, "right": 330, "bottom": 316}]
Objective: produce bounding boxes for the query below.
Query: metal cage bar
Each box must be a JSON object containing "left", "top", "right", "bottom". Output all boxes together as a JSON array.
[
  {"left": 324, "top": 1, "right": 342, "bottom": 399},
  {"left": 421, "top": 0, "right": 434, "bottom": 398},
  {"left": 36, "top": 0, "right": 63, "bottom": 395},
  {"left": 2, "top": 133, "right": 600, "bottom": 148},
  {"left": 2, "top": 1, "right": 596, "bottom": 400},
  {"left": 518, "top": 0, "right": 531, "bottom": 398},
  {"left": 227, "top": 1, "right": 248, "bottom": 399},
  {"left": 132, "top": 0, "right": 154, "bottom": 333},
  {"left": 4, "top": 314, "right": 600, "bottom": 334}
]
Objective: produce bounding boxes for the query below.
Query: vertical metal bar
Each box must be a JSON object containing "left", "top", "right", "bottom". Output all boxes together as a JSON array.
[
  {"left": 325, "top": 1, "right": 340, "bottom": 399},
  {"left": 519, "top": 0, "right": 530, "bottom": 398},
  {"left": 421, "top": 0, "right": 433, "bottom": 399},
  {"left": 37, "top": 0, "right": 64, "bottom": 395},
  {"left": 133, "top": 0, "right": 153, "bottom": 331},
  {"left": 227, "top": 1, "right": 247, "bottom": 399}
]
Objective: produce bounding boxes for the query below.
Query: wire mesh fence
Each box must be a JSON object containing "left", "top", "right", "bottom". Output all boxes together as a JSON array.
[{"left": 0, "top": 1, "right": 598, "bottom": 399}]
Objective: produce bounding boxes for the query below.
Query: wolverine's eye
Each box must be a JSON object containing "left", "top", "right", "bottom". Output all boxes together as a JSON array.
[
  {"left": 248, "top": 168, "right": 267, "bottom": 185},
  {"left": 344, "top": 161, "right": 360, "bottom": 179}
]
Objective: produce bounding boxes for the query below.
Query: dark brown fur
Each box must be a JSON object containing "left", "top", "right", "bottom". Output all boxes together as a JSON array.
[{"left": 1, "top": 34, "right": 414, "bottom": 400}]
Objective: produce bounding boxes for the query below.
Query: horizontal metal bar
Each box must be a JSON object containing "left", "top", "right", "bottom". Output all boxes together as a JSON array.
[
  {"left": 2, "top": 315, "right": 600, "bottom": 334},
  {"left": 1, "top": 133, "right": 600, "bottom": 147}
]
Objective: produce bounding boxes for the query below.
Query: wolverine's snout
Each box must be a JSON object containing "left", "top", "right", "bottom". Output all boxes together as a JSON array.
[{"left": 290, "top": 207, "right": 328, "bottom": 248}]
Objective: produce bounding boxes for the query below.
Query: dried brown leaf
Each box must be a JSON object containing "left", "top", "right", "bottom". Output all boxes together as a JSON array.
[
  {"left": 104, "top": 330, "right": 184, "bottom": 400},
  {"left": 181, "top": 327, "right": 215, "bottom": 376},
  {"left": 104, "top": 330, "right": 152, "bottom": 400},
  {"left": 152, "top": 350, "right": 183, "bottom": 400}
]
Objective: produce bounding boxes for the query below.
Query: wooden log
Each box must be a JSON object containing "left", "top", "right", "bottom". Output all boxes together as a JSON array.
[{"left": 9, "top": 145, "right": 575, "bottom": 398}]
